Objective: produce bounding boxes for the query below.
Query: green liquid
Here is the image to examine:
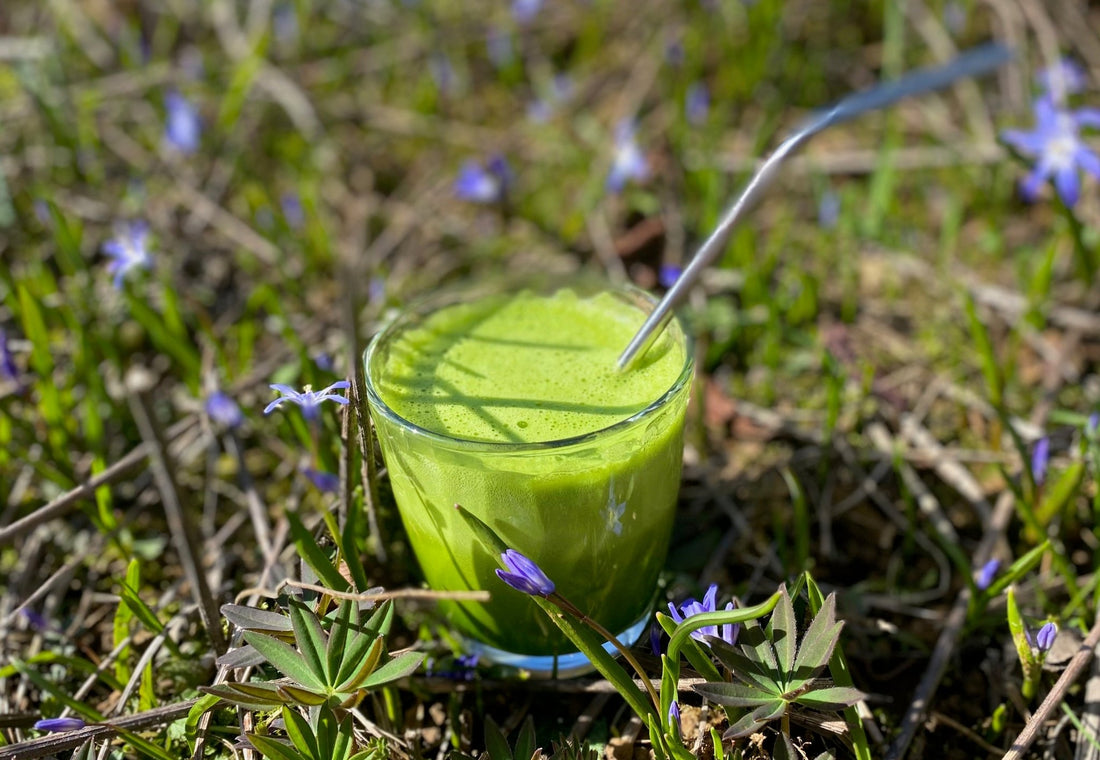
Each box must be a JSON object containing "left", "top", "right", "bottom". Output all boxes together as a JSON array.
[{"left": 368, "top": 288, "right": 691, "bottom": 656}]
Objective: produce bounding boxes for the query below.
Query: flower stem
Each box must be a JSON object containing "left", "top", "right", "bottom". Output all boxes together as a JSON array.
[{"left": 552, "top": 594, "right": 661, "bottom": 713}]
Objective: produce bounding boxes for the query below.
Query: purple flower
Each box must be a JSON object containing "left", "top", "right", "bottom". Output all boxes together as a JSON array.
[
  {"left": 1027, "top": 621, "right": 1057, "bottom": 653},
  {"left": 429, "top": 53, "right": 456, "bottom": 95},
  {"left": 1087, "top": 412, "right": 1099, "bottom": 436},
  {"left": 686, "top": 82, "right": 710, "bottom": 125},
  {"left": 102, "top": 221, "right": 152, "bottom": 289},
  {"left": 512, "top": 0, "right": 542, "bottom": 24},
  {"left": 453, "top": 156, "right": 512, "bottom": 203},
  {"left": 668, "top": 700, "right": 681, "bottom": 732},
  {"left": 606, "top": 119, "right": 648, "bottom": 194},
  {"left": 280, "top": 193, "right": 305, "bottom": 229},
  {"left": 0, "top": 329, "right": 18, "bottom": 383},
  {"left": 205, "top": 391, "right": 243, "bottom": 429},
  {"left": 1001, "top": 97, "right": 1100, "bottom": 208},
  {"left": 668, "top": 584, "right": 738, "bottom": 646},
  {"left": 34, "top": 717, "right": 86, "bottom": 733},
  {"left": 975, "top": 558, "right": 1001, "bottom": 591},
  {"left": 649, "top": 622, "right": 663, "bottom": 656},
  {"left": 19, "top": 607, "right": 50, "bottom": 632},
  {"left": 486, "top": 27, "right": 514, "bottom": 69},
  {"left": 496, "top": 549, "right": 555, "bottom": 596},
  {"left": 164, "top": 91, "right": 201, "bottom": 154},
  {"left": 1037, "top": 58, "right": 1087, "bottom": 104},
  {"left": 264, "top": 380, "right": 350, "bottom": 420},
  {"left": 665, "top": 38, "right": 684, "bottom": 67},
  {"left": 659, "top": 264, "right": 682, "bottom": 289},
  {"left": 302, "top": 467, "right": 339, "bottom": 493},
  {"left": 1031, "top": 436, "right": 1050, "bottom": 486},
  {"left": 818, "top": 189, "right": 841, "bottom": 229}
]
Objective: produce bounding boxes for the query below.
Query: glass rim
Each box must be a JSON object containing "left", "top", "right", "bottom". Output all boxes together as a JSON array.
[{"left": 362, "top": 282, "right": 695, "bottom": 454}]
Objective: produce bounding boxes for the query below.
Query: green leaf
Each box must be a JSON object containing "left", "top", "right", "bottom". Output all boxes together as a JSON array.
[
  {"left": 185, "top": 692, "right": 223, "bottom": 746},
  {"left": 722, "top": 699, "right": 787, "bottom": 739},
  {"left": 114, "top": 726, "right": 177, "bottom": 760},
  {"left": 200, "top": 683, "right": 289, "bottom": 709},
  {"left": 693, "top": 681, "right": 781, "bottom": 708},
  {"left": 336, "top": 635, "right": 383, "bottom": 691},
  {"left": 363, "top": 600, "right": 395, "bottom": 638},
  {"left": 513, "top": 715, "right": 536, "bottom": 760},
  {"left": 326, "top": 601, "right": 354, "bottom": 684},
  {"left": 655, "top": 612, "right": 722, "bottom": 682},
  {"left": 286, "top": 510, "right": 350, "bottom": 593},
  {"left": 357, "top": 650, "right": 425, "bottom": 690},
  {"left": 483, "top": 716, "right": 513, "bottom": 760},
  {"left": 243, "top": 631, "right": 325, "bottom": 691},
  {"left": 985, "top": 541, "right": 1049, "bottom": 599},
  {"left": 790, "top": 593, "right": 841, "bottom": 688},
  {"left": 963, "top": 293, "right": 1002, "bottom": 408},
  {"left": 118, "top": 581, "right": 166, "bottom": 636},
  {"left": 282, "top": 706, "right": 319, "bottom": 760},
  {"left": 289, "top": 601, "right": 329, "bottom": 684},
  {"left": 277, "top": 684, "right": 329, "bottom": 706},
  {"left": 339, "top": 504, "right": 371, "bottom": 593},
  {"left": 660, "top": 654, "right": 678, "bottom": 735},
  {"left": 248, "top": 733, "right": 309, "bottom": 760},
  {"left": 705, "top": 636, "right": 781, "bottom": 693},
  {"left": 221, "top": 604, "right": 294, "bottom": 632},
  {"left": 793, "top": 685, "right": 865, "bottom": 711},
  {"left": 647, "top": 713, "right": 668, "bottom": 760},
  {"left": 736, "top": 616, "right": 780, "bottom": 683},
  {"left": 766, "top": 586, "right": 798, "bottom": 681}
]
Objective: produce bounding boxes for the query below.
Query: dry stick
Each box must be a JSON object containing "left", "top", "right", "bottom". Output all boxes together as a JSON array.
[
  {"left": 221, "top": 431, "right": 275, "bottom": 563},
  {"left": 0, "top": 418, "right": 196, "bottom": 547},
  {"left": 1076, "top": 613, "right": 1100, "bottom": 760},
  {"left": 1002, "top": 616, "right": 1100, "bottom": 760},
  {"left": 126, "top": 369, "right": 226, "bottom": 656},
  {"left": 886, "top": 490, "right": 1016, "bottom": 760},
  {"left": 0, "top": 698, "right": 197, "bottom": 760},
  {"left": 283, "top": 579, "right": 490, "bottom": 604}
]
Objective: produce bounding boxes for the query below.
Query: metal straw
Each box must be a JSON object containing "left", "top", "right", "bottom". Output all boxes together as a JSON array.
[{"left": 617, "top": 42, "right": 1013, "bottom": 370}]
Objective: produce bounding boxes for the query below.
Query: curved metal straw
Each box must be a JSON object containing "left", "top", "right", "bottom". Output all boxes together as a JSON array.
[{"left": 617, "top": 42, "right": 1013, "bottom": 370}]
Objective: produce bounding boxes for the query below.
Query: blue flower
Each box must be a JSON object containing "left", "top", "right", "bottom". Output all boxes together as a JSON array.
[
  {"left": 205, "top": 391, "right": 243, "bottom": 429},
  {"left": 280, "top": 193, "right": 305, "bottom": 229},
  {"left": 668, "top": 700, "right": 681, "bottom": 732},
  {"left": 1087, "top": 412, "right": 1099, "bottom": 437},
  {"left": 429, "top": 53, "right": 456, "bottom": 95},
  {"left": 1037, "top": 58, "right": 1087, "bottom": 104},
  {"left": 658, "top": 264, "right": 682, "bottom": 289},
  {"left": 818, "top": 189, "right": 841, "bottom": 229},
  {"left": 454, "top": 156, "right": 512, "bottom": 203},
  {"left": 685, "top": 82, "right": 710, "bottom": 125},
  {"left": 164, "top": 91, "right": 201, "bottom": 154},
  {"left": 302, "top": 467, "right": 339, "bottom": 493},
  {"left": 1001, "top": 97, "right": 1100, "bottom": 208},
  {"left": 102, "top": 221, "right": 152, "bottom": 289},
  {"left": 975, "top": 558, "right": 1000, "bottom": 591},
  {"left": 19, "top": 607, "right": 50, "bottom": 632},
  {"left": 34, "top": 717, "right": 86, "bottom": 733},
  {"left": 486, "top": 27, "right": 514, "bottom": 69},
  {"left": 496, "top": 549, "right": 555, "bottom": 596},
  {"left": 668, "top": 584, "right": 738, "bottom": 646},
  {"left": 512, "top": 0, "right": 542, "bottom": 24},
  {"left": 606, "top": 119, "right": 648, "bottom": 193},
  {"left": 264, "top": 381, "right": 350, "bottom": 420},
  {"left": 0, "top": 329, "right": 18, "bottom": 383},
  {"left": 1031, "top": 436, "right": 1050, "bottom": 486},
  {"left": 1027, "top": 621, "right": 1057, "bottom": 653}
]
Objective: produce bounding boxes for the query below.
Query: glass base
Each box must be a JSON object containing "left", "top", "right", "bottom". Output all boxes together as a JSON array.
[{"left": 464, "top": 612, "right": 651, "bottom": 678}]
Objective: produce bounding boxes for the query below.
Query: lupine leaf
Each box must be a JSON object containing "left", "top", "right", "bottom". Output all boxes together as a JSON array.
[
  {"left": 243, "top": 631, "right": 325, "bottom": 691},
  {"left": 221, "top": 604, "right": 294, "bottom": 632},
  {"left": 327, "top": 601, "right": 354, "bottom": 680},
  {"left": 357, "top": 650, "right": 425, "bottom": 690},
  {"left": 513, "top": 715, "right": 537, "bottom": 760},
  {"left": 289, "top": 601, "right": 329, "bottom": 684},
  {"left": 737, "top": 616, "right": 780, "bottom": 682},
  {"left": 247, "top": 733, "right": 308, "bottom": 760},
  {"left": 363, "top": 599, "right": 395, "bottom": 638},
  {"left": 336, "top": 635, "right": 384, "bottom": 691},
  {"left": 200, "top": 683, "right": 287, "bottom": 711},
  {"left": 282, "top": 705, "right": 319, "bottom": 759},
  {"left": 277, "top": 684, "right": 329, "bottom": 706},
  {"left": 693, "top": 681, "right": 781, "bottom": 708},
  {"left": 790, "top": 593, "right": 841, "bottom": 688},
  {"left": 216, "top": 645, "right": 268, "bottom": 668},
  {"left": 793, "top": 685, "right": 865, "bottom": 711},
  {"left": 704, "top": 635, "right": 780, "bottom": 693},
  {"left": 722, "top": 699, "right": 787, "bottom": 739},
  {"left": 483, "top": 715, "right": 513, "bottom": 760},
  {"left": 767, "top": 586, "right": 798, "bottom": 680}
]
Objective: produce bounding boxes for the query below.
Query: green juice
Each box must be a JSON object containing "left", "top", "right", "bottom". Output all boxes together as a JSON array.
[{"left": 365, "top": 286, "right": 692, "bottom": 658}]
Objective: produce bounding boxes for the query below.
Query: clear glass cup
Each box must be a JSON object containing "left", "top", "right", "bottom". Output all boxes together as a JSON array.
[{"left": 364, "top": 278, "right": 694, "bottom": 676}]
